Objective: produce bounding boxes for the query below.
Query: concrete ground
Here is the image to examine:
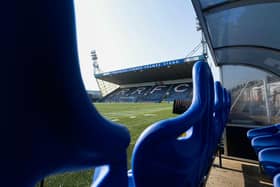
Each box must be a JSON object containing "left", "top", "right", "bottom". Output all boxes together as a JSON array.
[{"left": 206, "top": 157, "right": 273, "bottom": 187}]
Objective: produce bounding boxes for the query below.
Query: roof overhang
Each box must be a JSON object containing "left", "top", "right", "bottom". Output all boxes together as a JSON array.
[
  {"left": 192, "top": 0, "right": 280, "bottom": 76},
  {"left": 95, "top": 55, "right": 205, "bottom": 85}
]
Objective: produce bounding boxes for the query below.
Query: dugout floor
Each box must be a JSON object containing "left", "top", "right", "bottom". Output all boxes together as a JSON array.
[{"left": 207, "top": 157, "right": 273, "bottom": 187}]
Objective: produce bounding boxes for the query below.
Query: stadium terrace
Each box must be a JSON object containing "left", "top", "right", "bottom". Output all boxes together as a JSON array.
[{"left": 94, "top": 56, "right": 205, "bottom": 103}]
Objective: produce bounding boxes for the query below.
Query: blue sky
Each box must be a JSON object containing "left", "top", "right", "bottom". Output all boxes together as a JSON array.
[{"left": 74, "top": 0, "right": 201, "bottom": 90}]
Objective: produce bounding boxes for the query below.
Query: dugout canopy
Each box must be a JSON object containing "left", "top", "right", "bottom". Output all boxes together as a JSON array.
[{"left": 192, "top": 0, "right": 280, "bottom": 76}]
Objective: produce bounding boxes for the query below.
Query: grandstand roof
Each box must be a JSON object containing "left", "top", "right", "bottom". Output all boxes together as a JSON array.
[{"left": 95, "top": 55, "right": 205, "bottom": 85}]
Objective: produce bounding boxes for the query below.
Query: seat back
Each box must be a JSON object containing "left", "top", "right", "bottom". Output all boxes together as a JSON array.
[
  {"left": 201, "top": 81, "right": 232, "bottom": 182},
  {"left": 222, "top": 88, "right": 227, "bottom": 126},
  {"left": 247, "top": 124, "right": 280, "bottom": 140},
  {"left": 6, "top": 1, "right": 130, "bottom": 186},
  {"left": 131, "top": 61, "right": 214, "bottom": 187},
  {"left": 213, "top": 82, "right": 224, "bottom": 144},
  {"left": 274, "top": 173, "right": 280, "bottom": 187},
  {"left": 226, "top": 90, "right": 231, "bottom": 121},
  {"left": 198, "top": 81, "right": 224, "bottom": 182},
  {"left": 258, "top": 147, "right": 280, "bottom": 177},
  {"left": 252, "top": 133, "right": 280, "bottom": 153}
]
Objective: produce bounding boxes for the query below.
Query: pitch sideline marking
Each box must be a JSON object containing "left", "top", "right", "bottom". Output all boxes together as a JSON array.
[
  {"left": 111, "top": 118, "right": 120, "bottom": 122},
  {"left": 143, "top": 113, "right": 157, "bottom": 117}
]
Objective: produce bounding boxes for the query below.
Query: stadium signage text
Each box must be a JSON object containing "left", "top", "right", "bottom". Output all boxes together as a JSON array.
[{"left": 95, "top": 55, "right": 204, "bottom": 78}]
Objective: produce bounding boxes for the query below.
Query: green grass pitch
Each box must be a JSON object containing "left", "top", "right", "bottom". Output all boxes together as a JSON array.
[{"left": 38, "top": 102, "right": 177, "bottom": 187}]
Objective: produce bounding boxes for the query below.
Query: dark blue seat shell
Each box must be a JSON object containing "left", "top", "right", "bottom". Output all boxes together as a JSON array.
[
  {"left": 251, "top": 133, "right": 280, "bottom": 153},
  {"left": 258, "top": 147, "right": 280, "bottom": 178},
  {"left": 202, "top": 82, "right": 230, "bottom": 179},
  {"left": 198, "top": 81, "right": 226, "bottom": 181},
  {"left": 7, "top": 1, "right": 130, "bottom": 186},
  {"left": 130, "top": 61, "right": 214, "bottom": 187},
  {"left": 274, "top": 173, "right": 280, "bottom": 187},
  {"left": 247, "top": 124, "right": 280, "bottom": 141},
  {"left": 223, "top": 88, "right": 231, "bottom": 125},
  {"left": 213, "top": 82, "right": 224, "bottom": 145},
  {"left": 214, "top": 83, "right": 230, "bottom": 141}
]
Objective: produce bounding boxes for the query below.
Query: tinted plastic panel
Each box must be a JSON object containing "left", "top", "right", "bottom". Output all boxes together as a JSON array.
[
  {"left": 206, "top": 3, "right": 280, "bottom": 49},
  {"left": 216, "top": 47, "right": 280, "bottom": 76},
  {"left": 223, "top": 65, "right": 280, "bottom": 126}
]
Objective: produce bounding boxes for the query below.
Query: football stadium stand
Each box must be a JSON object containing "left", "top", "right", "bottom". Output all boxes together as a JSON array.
[
  {"left": 95, "top": 55, "right": 204, "bottom": 103},
  {"left": 102, "top": 83, "right": 193, "bottom": 103}
]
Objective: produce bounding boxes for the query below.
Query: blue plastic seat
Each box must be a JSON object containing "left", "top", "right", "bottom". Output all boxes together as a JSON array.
[
  {"left": 258, "top": 147, "right": 280, "bottom": 178},
  {"left": 274, "top": 173, "right": 280, "bottom": 187},
  {"left": 199, "top": 81, "right": 224, "bottom": 176},
  {"left": 251, "top": 133, "right": 280, "bottom": 153},
  {"left": 214, "top": 86, "right": 230, "bottom": 140},
  {"left": 8, "top": 1, "right": 130, "bottom": 186},
  {"left": 247, "top": 124, "right": 280, "bottom": 140},
  {"left": 209, "top": 83, "right": 230, "bottom": 170},
  {"left": 213, "top": 82, "right": 224, "bottom": 145},
  {"left": 195, "top": 83, "right": 228, "bottom": 183},
  {"left": 224, "top": 88, "right": 231, "bottom": 125},
  {"left": 210, "top": 82, "right": 230, "bottom": 155},
  {"left": 129, "top": 61, "right": 214, "bottom": 187}
]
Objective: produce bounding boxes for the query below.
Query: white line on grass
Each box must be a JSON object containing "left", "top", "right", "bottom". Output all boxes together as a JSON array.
[
  {"left": 143, "top": 114, "right": 157, "bottom": 117},
  {"left": 111, "top": 119, "right": 120, "bottom": 122}
]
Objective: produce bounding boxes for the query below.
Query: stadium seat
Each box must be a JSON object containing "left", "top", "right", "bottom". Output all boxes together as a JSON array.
[
  {"left": 203, "top": 82, "right": 231, "bottom": 173},
  {"left": 199, "top": 81, "right": 223, "bottom": 175},
  {"left": 129, "top": 61, "right": 215, "bottom": 187},
  {"left": 213, "top": 82, "right": 224, "bottom": 142},
  {"left": 251, "top": 133, "right": 280, "bottom": 153},
  {"left": 258, "top": 147, "right": 280, "bottom": 178},
  {"left": 274, "top": 173, "right": 280, "bottom": 187},
  {"left": 9, "top": 1, "right": 130, "bottom": 186},
  {"left": 212, "top": 85, "right": 231, "bottom": 169},
  {"left": 225, "top": 88, "right": 231, "bottom": 125},
  {"left": 222, "top": 88, "right": 230, "bottom": 128},
  {"left": 247, "top": 124, "right": 280, "bottom": 140}
]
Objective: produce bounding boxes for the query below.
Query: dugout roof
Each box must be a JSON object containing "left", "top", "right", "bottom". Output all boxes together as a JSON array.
[
  {"left": 95, "top": 55, "right": 205, "bottom": 85},
  {"left": 192, "top": 0, "right": 280, "bottom": 76}
]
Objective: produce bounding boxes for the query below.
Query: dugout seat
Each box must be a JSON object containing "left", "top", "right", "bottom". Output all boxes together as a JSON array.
[
  {"left": 247, "top": 124, "right": 280, "bottom": 141},
  {"left": 214, "top": 86, "right": 231, "bottom": 169},
  {"left": 7, "top": 1, "right": 130, "bottom": 186},
  {"left": 199, "top": 81, "right": 223, "bottom": 178},
  {"left": 128, "top": 61, "right": 215, "bottom": 187},
  {"left": 274, "top": 173, "right": 280, "bottom": 187},
  {"left": 251, "top": 133, "right": 280, "bottom": 153},
  {"left": 213, "top": 82, "right": 224, "bottom": 143},
  {"left": 258, "top": 147, "right": 280, "bottom": 178},
  {"left": 202, "top": 82, "right": 231, "bottom": 175},
  {"left": 224, "top": 88, "right": 231, "bottom": 126}
]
